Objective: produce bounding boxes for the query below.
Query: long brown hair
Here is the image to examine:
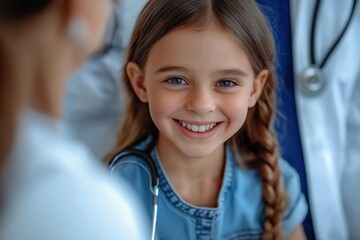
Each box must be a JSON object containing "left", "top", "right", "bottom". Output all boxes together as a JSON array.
[
  {"left": 108, "top": 0, "right": 286, "bottom": 238},
  {"left": 0, "top": 0, "right": 53, "bottom": 169}
]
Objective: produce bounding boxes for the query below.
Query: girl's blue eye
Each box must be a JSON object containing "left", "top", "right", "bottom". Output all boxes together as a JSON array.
[
  {"left": 217, "top": 80, "right": 237, "bottom": 87},
  {"left": 166, "top": 77, "right": 187, "bottom": 85}
]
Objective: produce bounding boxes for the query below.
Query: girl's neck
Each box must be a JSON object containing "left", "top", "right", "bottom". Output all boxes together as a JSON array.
[{"left": 156, "top": 136, "right": 226, "bottom": 207}]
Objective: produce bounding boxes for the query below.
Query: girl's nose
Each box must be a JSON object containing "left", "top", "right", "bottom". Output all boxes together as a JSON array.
[{"left": 185, "top": 88, "right": 216, "bottom": 114}]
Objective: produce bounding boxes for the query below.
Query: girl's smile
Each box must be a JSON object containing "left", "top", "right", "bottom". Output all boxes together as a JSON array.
[{"left": 175, "top": 119, "right": 222, "bottom": 139}]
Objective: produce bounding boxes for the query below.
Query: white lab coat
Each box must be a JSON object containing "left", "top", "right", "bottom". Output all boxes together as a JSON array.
[
  {"left": 290, "top": 0, "right": 360, "bottom": 239},
  {"left": 0, "top": 109, "right": 149, "bottom": 240}
]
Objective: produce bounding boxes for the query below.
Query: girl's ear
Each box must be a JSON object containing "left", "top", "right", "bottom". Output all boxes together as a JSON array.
[
  {"left": 126, "top": 62, "right": 148, "bottom": 103},
  {"left": 248, "top": 69, "right": 268, "bottom": 108}
]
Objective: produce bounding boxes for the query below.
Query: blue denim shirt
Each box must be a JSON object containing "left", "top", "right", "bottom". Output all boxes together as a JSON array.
[{"left": 110, "top": 137, "right": 307, "bottom": 239}]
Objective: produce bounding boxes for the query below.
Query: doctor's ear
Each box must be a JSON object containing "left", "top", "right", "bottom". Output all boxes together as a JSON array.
[
  {"left": 248, "top": 69, "right": 268, "bottom": 108},
  {"left": 127, "top": 62, "right": 148, "bottom": 103}
]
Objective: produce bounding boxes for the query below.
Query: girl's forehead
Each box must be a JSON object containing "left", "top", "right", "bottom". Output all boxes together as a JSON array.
[
  {"left": 151, "top": 23, "right": 241, "bottom": 50},
  {"left": 144, "top": 24, "right": 253, "bottom": 75}
]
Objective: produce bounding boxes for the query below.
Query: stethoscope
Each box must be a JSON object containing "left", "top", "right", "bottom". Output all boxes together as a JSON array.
[
  {"left": 301, "top": 0, "right": 358, "bottom": 96},
  {"left": 108, "top": 137, "right": 159, "bottom": 240}
]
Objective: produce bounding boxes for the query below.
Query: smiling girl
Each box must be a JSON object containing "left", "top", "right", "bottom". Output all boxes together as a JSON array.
[{"left": 107, "top": 0, "right": 308, "bottom": 239}]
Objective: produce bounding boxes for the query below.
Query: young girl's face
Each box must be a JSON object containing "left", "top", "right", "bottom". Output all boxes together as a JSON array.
[{"left": 128, "top": 24, "right": 267, "bottom": 159}]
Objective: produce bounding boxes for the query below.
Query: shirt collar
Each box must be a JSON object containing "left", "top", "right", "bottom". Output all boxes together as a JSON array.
[{"left": 150, "top": 144, "right": 236, "bottom": 219}]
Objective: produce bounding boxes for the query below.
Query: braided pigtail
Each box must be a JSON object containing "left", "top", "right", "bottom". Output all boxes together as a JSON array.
[{"left": 231, "top": 71, "right": 287, "bottom": 240}]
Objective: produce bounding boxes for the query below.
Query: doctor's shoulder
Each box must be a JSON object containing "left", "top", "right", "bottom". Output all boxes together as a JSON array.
[
  {"left": 58, "top": 140, "right": 150, "bottom": 240},
  {"left": 0, "top": 141, "right": 147, "bottom": 240}
]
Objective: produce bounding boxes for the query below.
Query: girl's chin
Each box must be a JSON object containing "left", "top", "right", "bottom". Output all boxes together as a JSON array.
[{"left": 176, "top": 144, "right": 224, "bottom": 160}]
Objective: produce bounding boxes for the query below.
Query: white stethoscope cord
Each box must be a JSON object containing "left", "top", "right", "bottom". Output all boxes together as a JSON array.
[{"left": 151, "top": 185, "right": 159, "bottom": 240}]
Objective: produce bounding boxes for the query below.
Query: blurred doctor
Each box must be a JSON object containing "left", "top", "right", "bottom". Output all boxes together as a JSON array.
[{"left": 0, "top": 0, "right": 148, "bottom": 239}]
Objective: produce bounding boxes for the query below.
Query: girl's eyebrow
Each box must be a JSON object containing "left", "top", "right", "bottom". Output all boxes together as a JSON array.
[
  {"left": 155, "top": 65, "right": 190, "bottom": 74},
  {"left": 155, "top": 66, "right": 248, "bottom": 77},
  {"left": 214, "top": 69, "right": 248, "bottom": 77}
]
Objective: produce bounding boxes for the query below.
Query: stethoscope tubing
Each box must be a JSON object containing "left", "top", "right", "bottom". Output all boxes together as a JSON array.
[
  {"left": 109, "top": 148, "right": 159, "bottom": 240},
  {"left": 151, "top": 185, "right": 159, "bottom": 240}
]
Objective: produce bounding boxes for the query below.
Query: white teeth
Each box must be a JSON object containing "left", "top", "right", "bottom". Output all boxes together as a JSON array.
[
  {"left": 191, "top": 125, "right": 199, "bottom": 132},
  {"left": 178, "top": 120, "right": 217, "bottom": 133},
  {"left": 198, "top": 125, "right": 206, "bottom": 132}
]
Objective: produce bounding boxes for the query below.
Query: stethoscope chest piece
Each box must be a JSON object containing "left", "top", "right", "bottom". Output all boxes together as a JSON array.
[
  {"left": 300, "top": 66, "right": 326, "bottom": 96},
  {"left": 301, "top": 0, "right": 357, "bottom": 97}
]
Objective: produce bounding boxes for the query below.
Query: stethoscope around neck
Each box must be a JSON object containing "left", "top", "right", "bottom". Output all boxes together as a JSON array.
[
  {"left": 108, "top": 137, "right": 160, "bottom": 240},
  {"left": 300, "top": 0, "right": 357, "bottom": 96}
]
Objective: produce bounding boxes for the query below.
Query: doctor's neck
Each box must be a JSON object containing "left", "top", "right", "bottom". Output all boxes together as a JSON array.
[{"left": 0, "top": 16, "right": 84, "bottom": 119}]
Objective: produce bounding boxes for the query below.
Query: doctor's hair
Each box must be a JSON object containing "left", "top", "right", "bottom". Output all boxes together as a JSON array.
[
  {"left": 107, "top": 0, "right": 286, "bottom": 238},
  {"left": 0, "top": 0, "right": 52, "bottom": 20}
]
